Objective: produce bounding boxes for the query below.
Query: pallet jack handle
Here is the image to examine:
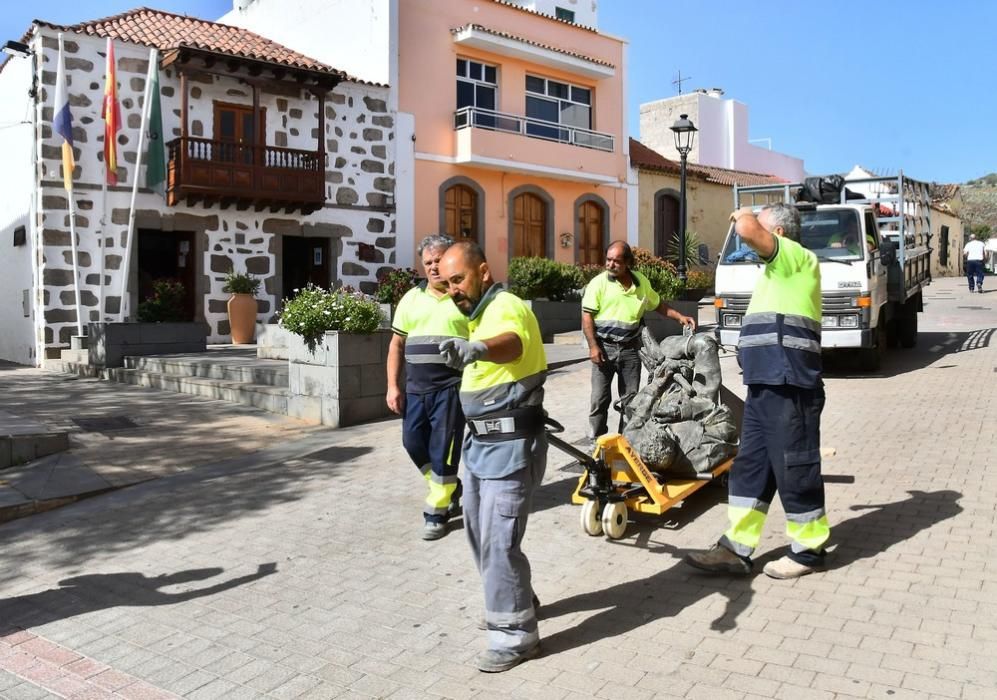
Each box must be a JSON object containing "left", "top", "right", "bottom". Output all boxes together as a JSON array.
[{"left": 544, "top": 416, "right": 599, "bottom": 468}]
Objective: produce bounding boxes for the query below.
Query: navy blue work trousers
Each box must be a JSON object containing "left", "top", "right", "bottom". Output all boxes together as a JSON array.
[
  {"left": 402, "top": 384, "right": 464, "bottom": 523},
  {"left": 966, "top": 260, "right": 984, "bottom": 291}
]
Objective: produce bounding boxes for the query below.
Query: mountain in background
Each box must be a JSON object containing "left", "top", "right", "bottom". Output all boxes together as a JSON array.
[
  {"left": 966, "top": 173, "right": 997, "bottom": 187},
  {"left": 962, "top": 174, "right": 997, "bottom": 234}
]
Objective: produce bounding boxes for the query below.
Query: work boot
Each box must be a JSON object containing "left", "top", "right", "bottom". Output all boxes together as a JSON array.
[
  {"left": 762, "top": 555, "right": 821, "bottom": 579},
  {"left": 685, "top": 544, "right": 752, "bottom": 575},
  {"left": 422, "top": 521, "right": 447, "bottom": 541},
  {"left": 476, "top": 594, "right": 541, "bottom": 630},
  {"left": 446, "top": 497, "right": 462, "bottom": 519},
  {"left": 475, "top": 643, "right": 540, "bottom": 673}
]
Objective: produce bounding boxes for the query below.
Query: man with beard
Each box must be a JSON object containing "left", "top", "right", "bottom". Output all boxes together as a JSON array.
[
  {"left": 386, "top": 234, "right": 468, "bottom": 540},
  {"left": 437, "top": 241, "right": 546, "bottom": 673},
  {"left": 582, "top": 240, "right": 696, "bottom": 438}
]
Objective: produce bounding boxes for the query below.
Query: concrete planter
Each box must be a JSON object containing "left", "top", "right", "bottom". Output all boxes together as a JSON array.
[
  {"left": 87, "top": 321, "right": 209, "bottom": 368},
  {"left": 524, "top": 300, "right": 581, "bottom": 342},
  {"left": 642, "top": 300, "right": 700, "bottom": 342},
  {"left": 286, "top": 329, "right": 393, "bottom": 428},
  {"left": 256, "top": 323, "right": 292, "bottom": 360}
]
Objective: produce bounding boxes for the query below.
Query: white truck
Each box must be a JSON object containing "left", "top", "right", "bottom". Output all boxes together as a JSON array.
[{"left": 713, "top": 173, "right": 932, "bottom": 370}]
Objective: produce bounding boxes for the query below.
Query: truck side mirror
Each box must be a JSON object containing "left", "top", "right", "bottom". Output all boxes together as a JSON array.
[{"left": 880, "top": 244, "right": 896, "bottom": 265}]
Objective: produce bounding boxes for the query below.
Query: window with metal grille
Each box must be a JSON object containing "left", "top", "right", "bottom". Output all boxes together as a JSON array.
[
  {"left": 525, "top": 74, "right": 591, "bottom": 141},
  {"left": 456, "top": 58, "right": 497, "bottom": 128}
]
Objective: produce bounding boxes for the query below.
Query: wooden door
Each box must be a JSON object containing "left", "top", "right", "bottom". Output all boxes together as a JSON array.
[
  {"left": 512, "top": 192, "right": 547, "bottom": 258},
  {"left": 214, "top": 103, "right": 265, "bottom": 164},
  {"left": 444, "top": 184, "right": 477, "bottom": 241},
  {"left": 655, "top": 193, "right": 680, "bottom": 258},
  {"left": 282, "top": 236, "right": 330, "bottom": 300},
  {"left": 577, "top": 200, "right": 604, "bottom": 265}
]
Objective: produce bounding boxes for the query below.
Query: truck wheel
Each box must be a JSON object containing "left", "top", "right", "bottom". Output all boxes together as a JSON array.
[
  {"left": 859, "top": 322, "right": 886, "bottom": 372},
  {"left": 898, "top": 304, "right": 918, "bottom": 348},
  {"left": 885, "top": 318, "right": 899, "bottom": 348}
]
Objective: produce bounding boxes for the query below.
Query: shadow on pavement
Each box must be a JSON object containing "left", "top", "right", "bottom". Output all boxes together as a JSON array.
[
  {"left": 540, "top": 489, "right": 962, "bottom": 654},
  {"left": 0, "top": 445, "right": 371, "bottom": 588},
  {"left": 0, "top": 564, "right": 277, "bottom": 632},
  {"left": 823, "top": 329, "right": 995, "bottom": 379}
]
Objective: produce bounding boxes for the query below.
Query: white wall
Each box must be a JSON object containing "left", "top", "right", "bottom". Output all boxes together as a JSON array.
[
  {"left": 508, "top": 0, "right": 599, "bottom": 27},
  {"left": 640, "top": 91, "right": 805, "bottom": 182},
  {"left": 0, "top": 55, "right": 37, "bottom": 364},
  {"left": 219, "top": 0, "right": 391, "bottom": 85}
]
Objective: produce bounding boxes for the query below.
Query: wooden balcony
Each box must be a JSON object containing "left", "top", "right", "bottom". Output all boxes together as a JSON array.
[{"left": 166, "top": 137, "right": 326, "bottom": 214}]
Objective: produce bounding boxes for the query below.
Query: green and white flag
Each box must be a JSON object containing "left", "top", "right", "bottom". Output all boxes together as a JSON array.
[{"left": 144, "top": 64, "right": 166, "bottom": 194}]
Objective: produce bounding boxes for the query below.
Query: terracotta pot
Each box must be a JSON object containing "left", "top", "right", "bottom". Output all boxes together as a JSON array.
[{"left": 227, "top": 293, "right": 257, "bottom": 344}]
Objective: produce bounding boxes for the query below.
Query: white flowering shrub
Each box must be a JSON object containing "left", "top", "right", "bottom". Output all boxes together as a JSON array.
[{"left": 279, "top": 285, "right": 384, "bottom": 344}]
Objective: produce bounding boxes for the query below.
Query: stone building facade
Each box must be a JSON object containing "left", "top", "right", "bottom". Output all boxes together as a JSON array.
[{"left": 0, "top": 8, "right": 396, "bottom": 364}]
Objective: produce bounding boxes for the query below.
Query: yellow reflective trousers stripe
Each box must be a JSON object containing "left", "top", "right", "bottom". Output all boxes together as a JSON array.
[
  {"left": 726, "top": 506, "right": 831, "bottom": 555},
  {"left": 423, "top": 471, "right": 457, "bottom": 512},
  {"left": 724, "top": 505, "right": 768, "bottom": 553},
  {"left": 787, "top": 515, "right": 831, "bottom": 553}
]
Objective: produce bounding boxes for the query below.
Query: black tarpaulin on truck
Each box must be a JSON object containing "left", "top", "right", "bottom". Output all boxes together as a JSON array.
[{"left": 795, "top": 175, "right": 865, "bottom": 204}]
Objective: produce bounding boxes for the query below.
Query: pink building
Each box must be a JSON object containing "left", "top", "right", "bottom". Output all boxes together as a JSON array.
[
  {"left": 401, "top": 0, "right": 631, "bottom": 278},
  {"left": 222, "top": 0, "right": 634, "bottom": 280}
]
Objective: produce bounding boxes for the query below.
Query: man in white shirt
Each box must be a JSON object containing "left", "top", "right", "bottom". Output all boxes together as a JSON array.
[{"left": 964, "top": 234, "right": 986, "bottom": 293}]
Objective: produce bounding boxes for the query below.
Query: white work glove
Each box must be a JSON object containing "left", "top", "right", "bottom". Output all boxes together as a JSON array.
[{"left": 439, "top": 338, "right": 487, "bottom": 370}]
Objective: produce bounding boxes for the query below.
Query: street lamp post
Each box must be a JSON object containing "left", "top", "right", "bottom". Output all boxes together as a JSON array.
[{"left": 670, "top": 113, "right": 697, "bottom": 284}]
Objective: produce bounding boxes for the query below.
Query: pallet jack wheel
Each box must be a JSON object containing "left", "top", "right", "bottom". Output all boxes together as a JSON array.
[
  {"left": 580, "top": 500, "right": 603, "bottom": 536},
  {"left": 601, "top": 502, "right": 628, "bottom": 540}
]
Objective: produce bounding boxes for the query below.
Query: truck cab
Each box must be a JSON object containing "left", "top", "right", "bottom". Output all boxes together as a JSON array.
[{"left": 714, "top": 175, "right": 931, "bottom": 370}]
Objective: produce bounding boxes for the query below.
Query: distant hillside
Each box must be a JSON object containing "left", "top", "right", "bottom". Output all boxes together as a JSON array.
[
  {"left": 967, "top": 173, "right": 997, "bottom": 187},
  {"left": 962, "top": 184, "right": 997, "bottom": 234}
]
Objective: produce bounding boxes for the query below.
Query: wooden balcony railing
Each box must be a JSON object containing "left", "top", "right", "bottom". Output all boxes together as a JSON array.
[{"left": 166, "top": 137, "right": 326, "bottom": 213}]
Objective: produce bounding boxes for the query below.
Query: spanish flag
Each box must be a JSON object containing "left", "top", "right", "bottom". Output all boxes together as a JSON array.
[
  {"left": 53, "top": 34, "right": 75, "bottom": 192},
  {"left": 101, "top": 38, "right": 121, "bottom": 185}
]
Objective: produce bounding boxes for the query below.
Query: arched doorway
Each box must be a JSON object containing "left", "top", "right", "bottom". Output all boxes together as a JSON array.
[
  {"left": 576, "top": 198, "right": 607, "bottom": 265},
  {"left": 443, "top": 183, "right": 479, "bottom": 242},
  {"left": 655, "top": 190, "right": 680, "bottom": 258},
  {"left": 512, "top": 192, "right": 548, "bottom": 257}
]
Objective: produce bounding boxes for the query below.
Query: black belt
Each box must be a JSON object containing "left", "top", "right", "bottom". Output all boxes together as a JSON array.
[{"left": 466, "top": 406, "right": 546, "bottom": 443}]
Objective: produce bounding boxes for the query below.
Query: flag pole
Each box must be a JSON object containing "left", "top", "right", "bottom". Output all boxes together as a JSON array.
[
  {"left": 117, "top": 48, "right": 157, "bottom": 321},
  {"left": 57, "top": 33, "right": 84, "bottom": 337},
  {"left": 99, "top": 175, "right": 107, "bottom": 323}
]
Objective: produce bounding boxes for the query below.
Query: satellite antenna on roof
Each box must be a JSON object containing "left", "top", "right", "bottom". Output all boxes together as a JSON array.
[{"left": 672, "top": 70, "right": 691, "bottom": 95}]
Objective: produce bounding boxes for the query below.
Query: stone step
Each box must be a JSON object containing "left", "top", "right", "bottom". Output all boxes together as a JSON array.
[
  {"left": 0, "top": 410, "right": 71, "bottom": 470},
  {"left": 106, "top": 368, "right": 289, "bottom": 415},
  {"left": 551, "top": 331, "right": 584, "bottom": 346},
  {"left": 122, "top": 355, "right": 288, "bottom": 387},
  {"left": 60, "top": 348, "right": 90, "bottom": 364}
]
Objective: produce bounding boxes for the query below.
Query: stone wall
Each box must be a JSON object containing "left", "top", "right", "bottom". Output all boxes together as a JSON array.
[{"left": 32, "top": 28, "right": 395, "bottom": 350}]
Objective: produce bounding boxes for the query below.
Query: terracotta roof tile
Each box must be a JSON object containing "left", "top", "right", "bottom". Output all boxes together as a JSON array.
[
  {"left": 30, "top": 7, "right": 369, "bottom": 83},
  {"left": 630, "top": 138, "right": 785, "bottom": 187},
  {"left": 451, "top": 23, "right": 614, "bottom": 68}
]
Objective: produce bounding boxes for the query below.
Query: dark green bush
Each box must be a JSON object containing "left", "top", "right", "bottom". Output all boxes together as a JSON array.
[
  {"left": 374, "top": 267, "right": 420, "bottom": 306},
  {"left": 137, "top": 279, "right": 187, "bottom": 322},
  {"left": 508, "top": 257, "right": 583, "bottom": 301}
]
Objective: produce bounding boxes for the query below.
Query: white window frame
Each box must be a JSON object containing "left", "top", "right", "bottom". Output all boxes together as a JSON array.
[{"left": 525, "top": 74, "right": 592, "bottom": 130}]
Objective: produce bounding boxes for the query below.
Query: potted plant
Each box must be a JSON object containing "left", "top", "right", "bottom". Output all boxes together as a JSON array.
[
  {"left": 279, "top": 285, "right": 390, "bottom": 427},
  {"left": 223, "top": 270, "right": 262, "bottom": 344}
]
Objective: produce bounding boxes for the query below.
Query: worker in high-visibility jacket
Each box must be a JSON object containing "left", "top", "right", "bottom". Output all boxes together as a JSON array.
[
  {"left": 686, "top": 203, "right": 831, "bottom": 579},
  {"left": 386, "top": 234, "right": 468, "bottom": 541},
  {"left": 582, "top": 240, "right": 696, "bottom": 438},
  {"left": 437, "top": 241, "right": 547, "bottom": 673}
]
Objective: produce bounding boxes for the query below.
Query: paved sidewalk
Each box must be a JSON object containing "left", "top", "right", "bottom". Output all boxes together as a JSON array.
[{"left": 1, "top": 276, "right": 996, "bottom": 699}]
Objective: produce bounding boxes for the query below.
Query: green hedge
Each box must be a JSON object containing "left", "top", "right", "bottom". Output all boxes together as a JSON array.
[{"left": 507, "top": 257, "right": 583, "bottom": 301}]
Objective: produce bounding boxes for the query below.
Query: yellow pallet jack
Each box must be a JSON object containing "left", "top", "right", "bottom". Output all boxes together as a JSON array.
[{"left": 546, "top": 420, "right": 734, "bottom": 540}]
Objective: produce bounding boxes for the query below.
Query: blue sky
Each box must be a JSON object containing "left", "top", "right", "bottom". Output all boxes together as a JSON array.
[{"left": 5, "top": 0, "right": 994, "bottom": 184}]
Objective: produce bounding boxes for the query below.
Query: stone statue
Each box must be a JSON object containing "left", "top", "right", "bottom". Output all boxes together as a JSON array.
[{"left": 621, "top": 327, "right": 738, "bottom": 477}]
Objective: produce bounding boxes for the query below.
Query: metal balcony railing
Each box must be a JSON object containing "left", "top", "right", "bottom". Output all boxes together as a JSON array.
[{"left": 453, "top": 106, "right": 615, "bottom": 153}]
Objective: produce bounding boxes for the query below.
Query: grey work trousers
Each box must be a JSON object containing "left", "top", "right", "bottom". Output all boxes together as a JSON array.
[
  {"left": 589, "top": 340, "right": 642, "bottom": 438},
  {"left": 463, "top": 435, "right": 547, "bottom": 653}
]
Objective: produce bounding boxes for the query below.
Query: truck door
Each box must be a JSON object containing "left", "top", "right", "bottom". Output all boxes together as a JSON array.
[{"left": 865, "top": 210, "right": 888, "bottom": 319}]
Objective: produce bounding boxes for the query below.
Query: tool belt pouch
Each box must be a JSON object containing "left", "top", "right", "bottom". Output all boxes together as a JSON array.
[{"left": 467, "top": 406, "right": 546, "bottom": 443}]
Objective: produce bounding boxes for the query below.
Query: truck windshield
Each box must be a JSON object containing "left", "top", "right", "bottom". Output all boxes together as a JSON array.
[{"left": 720, "top": 209, "right": 866, "bottom": 264}]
